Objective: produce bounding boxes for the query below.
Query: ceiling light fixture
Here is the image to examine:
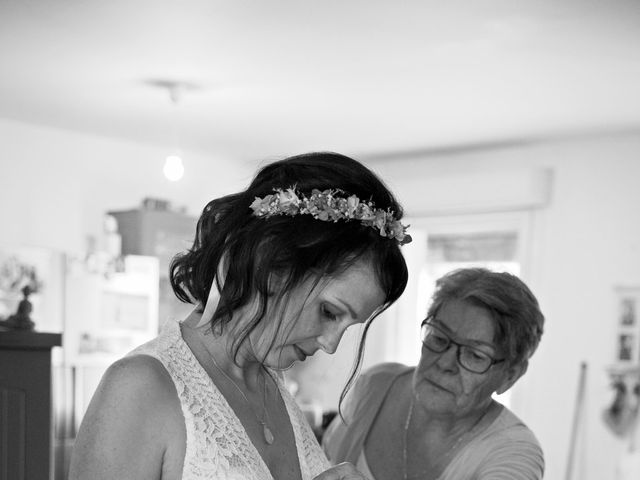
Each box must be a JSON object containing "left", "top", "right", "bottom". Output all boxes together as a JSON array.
[
  {"left": 165, "top": 82, "right": 185, "bottom": 182},
  {"left": 147, "top": 79, "right": 199, "bottom": 182}
]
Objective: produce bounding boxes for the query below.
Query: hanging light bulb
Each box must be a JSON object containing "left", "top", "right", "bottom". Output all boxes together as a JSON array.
[
  {"left": 145, "top": 79, "right": 201, "bottom": 181},
  {"left": 166, "top": 82, "right": 184, "bottom": 182},
  {"left": 150, "top": 79, "right": 198, "bottom": 182},
  {"left": 163, "top": 154, "right": 184, "bottom": 181}
]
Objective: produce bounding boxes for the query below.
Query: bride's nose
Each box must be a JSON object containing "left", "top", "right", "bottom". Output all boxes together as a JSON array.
[{"left": 318, "top": 325, "right": 346, "bottom": 355}]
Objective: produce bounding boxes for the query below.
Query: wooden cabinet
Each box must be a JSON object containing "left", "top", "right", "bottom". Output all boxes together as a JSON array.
[{"left": 0, "top": 331, "right": 62, "bottom": 480}]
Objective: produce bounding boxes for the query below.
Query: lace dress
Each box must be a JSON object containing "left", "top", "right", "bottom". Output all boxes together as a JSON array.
[{"left": 130, "top": 320, "right": 330, "bottom": 480}]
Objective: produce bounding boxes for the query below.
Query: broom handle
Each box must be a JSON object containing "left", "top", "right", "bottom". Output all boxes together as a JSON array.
[{"left": 565, "top": 362, "right": 588, "bottom": 480}]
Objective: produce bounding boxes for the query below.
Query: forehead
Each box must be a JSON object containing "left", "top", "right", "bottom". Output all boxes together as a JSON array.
[{"left": 433, "top": 299, "right": 497, "bottom": 344}]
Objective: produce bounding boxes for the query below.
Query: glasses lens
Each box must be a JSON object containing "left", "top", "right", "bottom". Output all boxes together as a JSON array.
[
  {"left": 421, "top": 323, "right": 450, "bottom": 353},
  {"left": 459, "top": 346, "right": 492, "bottom": 373}
]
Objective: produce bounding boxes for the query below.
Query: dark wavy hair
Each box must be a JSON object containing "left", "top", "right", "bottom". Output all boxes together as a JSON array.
[
  {"left": 425, "top": 268, "right": 544, "bottom": 366},
  {"left": 170, "top": 152, "right": 409, "bottom": 399}
]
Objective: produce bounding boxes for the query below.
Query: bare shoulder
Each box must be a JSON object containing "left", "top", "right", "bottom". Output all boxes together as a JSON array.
[
  {"left": 68, "top": 354, "right": 185, "bottom": 480},
  {"left": 90, "top": 354, "right": 181, "bottom": 420},
  {"left": 103, "top": 354, "right": 177, "bottom": 400}
]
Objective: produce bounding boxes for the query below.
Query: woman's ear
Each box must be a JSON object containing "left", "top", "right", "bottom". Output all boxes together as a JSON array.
[{"left": 496, "top": 360, "right": 528, "bottom": 395}]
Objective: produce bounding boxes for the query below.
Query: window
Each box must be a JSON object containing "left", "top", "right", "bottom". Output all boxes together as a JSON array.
[{"left": 370, "top": 211, "right": 533, "bottom": 408}]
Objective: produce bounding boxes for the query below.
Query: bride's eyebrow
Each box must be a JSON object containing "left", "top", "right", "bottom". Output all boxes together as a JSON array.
[{"left": 329, "top": 298, "right": 358, "bottom": 320}]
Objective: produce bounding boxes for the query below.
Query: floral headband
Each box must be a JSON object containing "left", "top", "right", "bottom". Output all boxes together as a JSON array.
[{"left": 249, "top": 187, "right": 412, "bottom": 245}]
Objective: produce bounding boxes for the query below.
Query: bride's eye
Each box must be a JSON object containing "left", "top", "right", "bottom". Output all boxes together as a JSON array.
[{"left": 321, "top": 304, "right": 338, "bottom": 321}]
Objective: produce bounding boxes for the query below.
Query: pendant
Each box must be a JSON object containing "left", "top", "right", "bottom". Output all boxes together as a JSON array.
[{"left": 262, "top": 423, "right": 275, "bottom": 445}]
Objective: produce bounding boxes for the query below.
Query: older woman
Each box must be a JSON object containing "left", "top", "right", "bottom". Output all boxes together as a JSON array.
[{"left": 323, "top": 268, "right": 545, "bottom": 480}]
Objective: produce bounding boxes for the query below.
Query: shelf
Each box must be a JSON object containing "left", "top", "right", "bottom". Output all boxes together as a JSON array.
[{"left": 0, "top": 330, "right": 62, "bottom": 349}]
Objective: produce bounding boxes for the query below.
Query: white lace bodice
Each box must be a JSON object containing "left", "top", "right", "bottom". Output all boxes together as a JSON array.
[{"left": 130, "top": 320, "right": 330, "bottom": 480}]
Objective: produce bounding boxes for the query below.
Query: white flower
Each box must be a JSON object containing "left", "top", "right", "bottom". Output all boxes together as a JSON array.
[{"left": 249, "top": 186, "right": 411, "bottom": 245}]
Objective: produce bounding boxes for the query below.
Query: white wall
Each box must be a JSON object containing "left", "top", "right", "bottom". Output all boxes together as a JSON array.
[
  {"left": 0, "top": 118, "right": 255, "bottom": 255},
  {"left": 368, "top": 133, "right": 640, "bottom": 480}
]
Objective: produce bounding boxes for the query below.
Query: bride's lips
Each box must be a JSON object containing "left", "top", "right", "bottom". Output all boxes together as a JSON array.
[{"left": 294, "top": 345, "right": 308, "bottom": 361}]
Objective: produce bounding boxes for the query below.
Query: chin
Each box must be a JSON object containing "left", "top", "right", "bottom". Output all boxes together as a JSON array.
[
  {"left": 274, "top": 358, "right": 297, "bottom": 371},
  {"left": 263, "top": 353, "right": 298, "bottom": 371}
]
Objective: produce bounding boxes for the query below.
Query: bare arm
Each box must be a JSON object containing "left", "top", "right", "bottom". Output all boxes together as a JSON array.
[{"left": 68, "top": 355, "right": 184, "bottom": 480}]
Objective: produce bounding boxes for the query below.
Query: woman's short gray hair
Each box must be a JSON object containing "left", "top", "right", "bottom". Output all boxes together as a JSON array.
[{"left": 426, "top": 268, "right": 544, "bottom": 366}]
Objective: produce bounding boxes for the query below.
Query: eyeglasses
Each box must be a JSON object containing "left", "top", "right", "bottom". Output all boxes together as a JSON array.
[{"left": 420, "top": 321, "right": 505, "bottom": 374}]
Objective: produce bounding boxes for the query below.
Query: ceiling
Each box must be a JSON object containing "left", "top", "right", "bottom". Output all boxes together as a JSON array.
[{"left": 1, "top": 0, "right": 640, "bottom": 162}]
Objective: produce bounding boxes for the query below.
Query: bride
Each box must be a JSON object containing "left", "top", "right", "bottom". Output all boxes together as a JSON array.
[{"left": 69, "top": 152, "right": 410, "bottom": 480}]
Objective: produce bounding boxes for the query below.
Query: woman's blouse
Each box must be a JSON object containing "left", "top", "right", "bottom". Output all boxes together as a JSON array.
[{"left": 323, "top": 363, "right": 544, "bottom": 480}]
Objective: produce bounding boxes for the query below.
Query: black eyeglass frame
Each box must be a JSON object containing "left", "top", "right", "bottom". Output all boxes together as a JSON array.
[{"left": 420, "top": 320, "right": 506, "bottom": 374}]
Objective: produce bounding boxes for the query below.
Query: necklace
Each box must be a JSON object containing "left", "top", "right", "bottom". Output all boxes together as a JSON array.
[
  {"left": 402, "top": 396, "right": 421, "bottom": 480},
  {"left": 199, "top": 335, "right": 276, "bottom": 445},
  {"left": 402, "top": 394, "right": 492, "bottom": 480}
]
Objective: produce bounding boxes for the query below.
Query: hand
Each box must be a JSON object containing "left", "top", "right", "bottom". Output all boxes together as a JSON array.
[{"left": 313, "top": 462, "right": 371, "bottom": 480}]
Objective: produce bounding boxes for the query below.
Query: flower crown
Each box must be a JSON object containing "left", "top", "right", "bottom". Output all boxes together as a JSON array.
[{"left": 249, "top": 187, "right": 412, "bottom": 245}]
